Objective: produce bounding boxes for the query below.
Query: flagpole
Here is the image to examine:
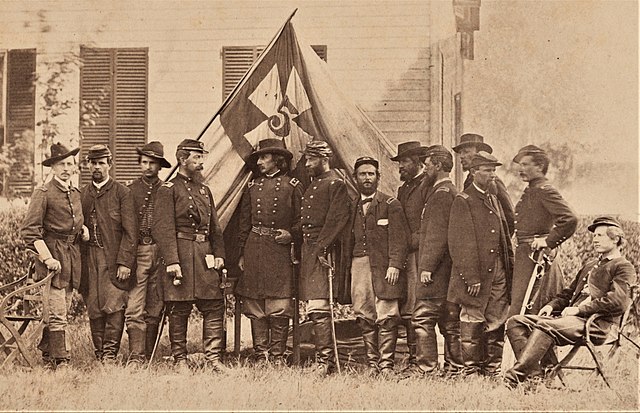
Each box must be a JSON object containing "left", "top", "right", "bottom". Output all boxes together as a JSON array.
[{"left": 164, "top": 8, "right": 298, "bottom": 180}]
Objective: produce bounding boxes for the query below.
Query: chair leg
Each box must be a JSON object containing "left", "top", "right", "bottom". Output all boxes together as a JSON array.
[{"left": 585, "top": 342, "right": 611, "bottom": 389}]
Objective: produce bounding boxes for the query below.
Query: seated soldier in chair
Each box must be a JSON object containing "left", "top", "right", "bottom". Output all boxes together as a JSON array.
[{"left": 504, "top": 216, "right": 636, "bottom": 387}]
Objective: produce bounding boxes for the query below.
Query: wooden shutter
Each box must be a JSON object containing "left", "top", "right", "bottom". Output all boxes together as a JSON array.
[
  {"left": 5, "top": 49, "right": 36, "bottom": 196},
  {"left": 79, "top": 47, "right": 147, "bottom": 185},
  {"left": 222, "top": 45, "right": 327, "bottom": 99}
]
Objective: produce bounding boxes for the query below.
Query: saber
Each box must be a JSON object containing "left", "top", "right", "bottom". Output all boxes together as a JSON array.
[
  {"left": 519, "top": 249, "right": 549, "bottom": 315},
  {"left": 147, "top": 305, "right": 167, "bottom": 369},
  {"left": 291, "top": 243, "right": 301, "bottom": 365},
  {"left": 326, "top": 252, "right": 341, "bottom": 374}
]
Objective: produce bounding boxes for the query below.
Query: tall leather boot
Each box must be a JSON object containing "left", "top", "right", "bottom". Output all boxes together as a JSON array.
[
  {"left": 483, "top": 325, "right": 505, "bottom": 377},
  {"left": 309, "top": 312, "right": 336, "bottom": 376},
  {"left": 89, "top": 317, "right": 106, "bottom": 361},
  {"left": 414, "top": 318, "right": 439, "bottom": 374},
  {"left": 403, "top": 318, "right": 417, "bottom": 368},
  {"left": 269, "top": 316, "right": 290, "bottom": 364},
  {"left": 504, "top": 329, "right": 555, "bottom": 388},
  {"left": 49, "top": 330, "right": 70, "bottom": 367},
  {"left": 460, "top": 322, "right": 484, "bottom": 375},
  {"left": 506, "top": 323, "right": 543, "bottom": 377},
  {"left": 378, "top": 317, "right": 399, "bottom": 376},
  {"left": 145, "top": 321, "right": 160, "bottom": 361},
  {"left": 38, "top": 326, "right": 53, "bottom": 368},
  {"left": 126, "top": 327, "right": 146, "bottom": 366},
  {"left": 102, "top": 310, "right": 125, "bottom": 363},
  {"left": 442, "top": 303, "right": 463, "bottom": 374},
  {"left": 250, "top": 317, "right": 270, "bottom": 363},
  {"left": 202, "top": 307, "right": 225, "bottom": 371},
  {"left": 168, "top": 311, "right": 189, "bottom": 366},
  {"left": 356, "top": 317, "right": 380, "bottom": 374}
]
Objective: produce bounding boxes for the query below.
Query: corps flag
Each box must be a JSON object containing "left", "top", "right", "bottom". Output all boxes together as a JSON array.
[{"left": 196, "top": 12, "right": 398, "bottom": 229}]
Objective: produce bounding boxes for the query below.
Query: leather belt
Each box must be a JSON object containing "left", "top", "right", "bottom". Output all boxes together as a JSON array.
[
  {"left": 516, "top": 233, "right": 549, "bottom": 245},
  {"left": 251, "top": 226, "right": 279, "bottom": 236},
  {"left": 46, "top": 231, "right": 79, "bottom": 244},
  {"left": 177, "top": 232, "right": 207, "bottom": 242},
  {"left": 139, "top": 236, "right": 155, "bottom": 245}
]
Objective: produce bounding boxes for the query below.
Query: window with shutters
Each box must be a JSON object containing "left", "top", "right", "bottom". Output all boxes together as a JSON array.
[
  {"left": 222, "top": 45, "right": 327, "bottom": 99},
  {"left": 79, "top": 47, "right": 148, "bottom": 185},
  {"left": 1, "top": 49, "right": 37, "bottom": 197}
]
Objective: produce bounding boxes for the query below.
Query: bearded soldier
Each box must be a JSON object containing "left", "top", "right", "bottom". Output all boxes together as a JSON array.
[
  {"left": 236, "top": 139, "right": 303, "bottom": 364},
  {"left": 21, "top": 143, "right": 89, "bottom": 368},
  {"left": 153, "top": 139, "right": 226, "bottom": 370},
  {"left": 299, "top": 140, "right": 349, "bottom": 376}
]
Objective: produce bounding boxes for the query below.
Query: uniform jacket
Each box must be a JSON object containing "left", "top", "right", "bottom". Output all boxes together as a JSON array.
[
  {"left": 153, "top": 173, "right": 225, "bottom": 301},
  {"left": 547, "top": 256, "right": 636, "bottom": 321},
  {"left": 397, "top": 171, "right": 428, "bottom": 252},
  {"left": 514, "top": 177, "right": 577, "bottom": 248},
  {"left": 464, "top": 173, "right": 515, "bottom": 236},
  {"left": 416, "top": 178, "right": 458, "bottom": 299},
  {"left": 21, "top": 179, "right": 84, "bottom": 289},
  {"left": 79, "top": 178, "right": 137, "bottom": 292},
  {"left": 128, "top": 176, "right": 164, "bottom": 238},
  {"left": 341, "top": 191, "right": 409, "bottom": 302},
  {"left": 447, "top": 184, "right": 514, "bottom": 309},
  {"left": 235, "top": 171, "right": 303, "bottom": 299}
]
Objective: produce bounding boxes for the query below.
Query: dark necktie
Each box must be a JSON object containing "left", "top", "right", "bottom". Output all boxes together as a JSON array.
[{"left": 361, "top": 197, "right": 373, "bottom": 215}]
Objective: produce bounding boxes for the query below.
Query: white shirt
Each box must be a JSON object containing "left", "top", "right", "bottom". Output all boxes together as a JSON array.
[
  {"left": 93, "top": 176, "right": 110, "bottom": 190},
  {"left": 360, "top": 192, "right": 376, "bottom": 215},
  {"left": 54, "top": 176, "right": 71, "bottom": 191}
]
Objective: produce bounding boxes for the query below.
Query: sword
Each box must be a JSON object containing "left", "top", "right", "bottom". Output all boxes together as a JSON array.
[
  {"left": 219, "top": 268, "right": 232, "bottom": 351},
  {"left": 291, "top": 242, "right": 301, "bottom": 366},
  {"left": 147, "top": 305, "right": 167, "bottom": 369},
  {"left": 326, "top": 252, "right": 341, "bottom": 374},
  {"left": 520, "top": 249, "right": 550, "bottom": 315}
]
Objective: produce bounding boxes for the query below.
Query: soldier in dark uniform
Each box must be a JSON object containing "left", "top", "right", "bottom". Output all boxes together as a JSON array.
[
  {"left": 236, "top": 139, "right": 303, "bottom": 364},
  {"left": 299, "top": 140, "right": 349, "bottom": 376},
  {"left": 21, "top": 143, "right": 89, "bottom": 367},
  {"left": 504, "top": 216, "right": 635, "bottom": 387},
  {"left": 448, "top": 152, "right": 514, "bottom": 376},
  {"left": 391, "top": 141, "right": 429, "bottom": 368},
  {"left": 80, "top": 144, "right": 137, "bottom": 363},
  {"left": 153, "top": 139, "right": 226, "bottom": 370},
  {"left": 342, "top": 157, "right": 409, "bottom": 376},
  {"left": 125, "top": 141, "right": 171, "bottom": 365},
  {"left": 453, "top": 133, "right": 515, "bottom": 235},
  {"left": 409, "top": 146, "right": 462, "bottom": 376},
  {"left": 510, "top": 145, "right": 578, "bottom": 317}
]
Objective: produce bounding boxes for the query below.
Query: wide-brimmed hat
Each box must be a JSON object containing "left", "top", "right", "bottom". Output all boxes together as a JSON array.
[
  {"left": 453, "top": 133, "right": 493, "bottom": 154},
  {"left": 300, "top": 140, "right": 333, "bottom": 158},
  {"left": 468, "top": 151, "right": 502, "bottom": 169},
  {"left": 513, "top": 144, "right": 547, "bottom": 163},
  {"left": 354, "top": 156, "right": 379, "bottom": 171},
  {"left": 136, "top": 141, "right": 171, "bottom": 168},
  {"left": 587, "top": 216, "right": 622, "bottom": 232},
  {"left": 247, "top": 139, "right": 293, "bottom": 164},
  {"left": 390, "top": 141, "right": 428, "bottom": 161},
  {"left": 177, "top": 139, "right": 209, "bottom": 154},
  {"left": 42, "top": 143, "right": 80, "bottom": 167},
  {"left": 86, "top": 144, "right": 112, "bottom": 160}
]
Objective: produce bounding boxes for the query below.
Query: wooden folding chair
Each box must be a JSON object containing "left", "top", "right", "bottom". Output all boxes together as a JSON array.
[
  {"left": 0, "top": 261, "right": 53, "bottom": 368},
  {"left": 548, "top": 284, "right": 640, "bottom": 390}
]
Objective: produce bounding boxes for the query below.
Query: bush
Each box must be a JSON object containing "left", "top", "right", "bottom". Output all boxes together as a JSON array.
[{"left": 0, "top": 204, "right": 30, "bottom": 284}]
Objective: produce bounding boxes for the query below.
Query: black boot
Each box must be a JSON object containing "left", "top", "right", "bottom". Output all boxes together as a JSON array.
[
  {"left": 460, "top": 322, "right": 484, "bottom": 375},
  {"left": 126, "top": 327, "right": 146, "bottom": 367},
  {"left": 404, "top": 318, "right": 417, "bottom": 368},
  {"left": 49, "top": 330, "right": 70, "bottom": 367},
  {"left": 504, "top": 329, "right": 555, "bottom": 388},
  {"left": 357, "top": 317, "right": 379, "bottom": 374},
  {"left": 103, "top": 311, "right": 125, "bottom": 363},
  {"left": 442, "top": 302, "right": 463, "bottom": 374},
  {"left": 414, "top": 318, "right": 439, "bottom": 374},
  {"left": 145, "top": 321, "right": 160, "bottom": 361},
  {"left": 506, "top": 324, "right": 530, "bottom": 361},
  {"left": 483, "top": 325, "right": 505, "bottom": 377},
  {"left": 168, "top": 305, "right": 190, "bottom": 365},
  {"left": 89, "top": 317, "right": 106, "bottom": 361},
  {"left": 378, "top": 317, "right": 399, "bottom": 376},
  {"left": 38, "top": 326, "right": 53, "bottom": 368},
  {"left": 250, "top": 317, "right": 270, "bottom": 363},
  {"left": 309, "top": 312, "right": 336, "bottom": 376},
  {"left": 202, "top": 306, "right": 225, "bottom": 370},
  {"left": 269, "top": 316, "right": 290, "bottom": 364}
]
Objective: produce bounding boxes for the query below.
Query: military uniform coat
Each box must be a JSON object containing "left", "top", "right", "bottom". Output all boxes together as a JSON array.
[
  {"left": 447, "top": 184, "right": 514, "bottom": 312},
  {"left": 21, "top": 179, "right": 84, "bottom": 289},
  {"left": 341, "top": 191, "right": 409, "bottom": 302},
  {"left": 416, "top": 178, "right": 458, "bottom": 299},
  {"left": 299, "top": 169, "right": 349, "bottom": 300},
  {"left": 397, "top": 172, "right": 429, "bottom": 252},
  {"left": 153, "top": 173, "right": 225, "bottom": 301},
  {"left": 464, "top": 173, "right": 515, "bottom": 236},
  {"left": 235, "top": 172, "right": 303, "bottom": 299}
]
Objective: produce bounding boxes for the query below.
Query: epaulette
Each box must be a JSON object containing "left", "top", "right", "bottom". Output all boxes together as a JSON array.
[
  {"left": 38, "top": 186, "right": 47, "bottom": 192},
  {"left": 541, "top": 183, "right": 553, "bottom": 190},
  {"left": 248, "top": 180, "right": 255, "bottom": 188},
  {"left": 457, "top": 192, "right": 469, "bottom": 199},
  {"left": 162, "top": 182, "right": 174, "bottom": 188},
  {"left": 386, "top": 197, "right": 396, "bottom": 205},
  {"left": 435, "top": 187, "right": 450, "bottom": 193},
  {"left": 289, "top": 177, "right": 300, "bottom": 187}
]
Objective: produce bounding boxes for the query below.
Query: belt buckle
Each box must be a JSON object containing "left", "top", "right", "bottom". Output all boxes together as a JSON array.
[
  {"left": 195, "top": 234, "right": 206, "bottom": 242},
  {"left": 142, "top": 236, "right": 153, "bottom": 245},
  {"left": 66, "top": 234, "right": 76, "bottom": 243}
]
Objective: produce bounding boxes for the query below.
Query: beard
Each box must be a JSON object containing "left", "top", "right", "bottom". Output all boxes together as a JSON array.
[
  {"left": 92, "top": 171, "right": 105, "bottom": 183},
  {"left": 423, "top": 172, "right": 437, "bottom": 188},
  {"left": 190, "top": 170, "right": 205, "bottom": 183},
  {"left": 486, "top": 180, "right": 498, "bottom": 195},
  {"left": 357, "top": 181, "right": 377, "bottom": 196}
]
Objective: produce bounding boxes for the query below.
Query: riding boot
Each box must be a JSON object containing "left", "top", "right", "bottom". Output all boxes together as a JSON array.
[
  {"left": 145, "top": 321, "right": 160, "bottom": 361},
  {"left": 378, "top": 317, "right": 399, "bottom": 375},
  {"left": 49, "top": 330, "right": 70, "bottom": 366},
  {"left": 442, "top": 304, "right": 463, "bottom": 374},
  {"left": 38, "top": 326, "right": 53, "bottom": 367},
  {"left": 356, "top": 317, "right": 379, "bottom": 373},
  {"left": 414, "top": 319, "right": 439, "bottom": 374},
  {"left": 89, "top": 317, "right": 106, "bottom": 361},
  {"left": 269, "top": 316, "right": 290, "bottom": 364},
  {"left": 168, "top": 311, "right": 189, "bottom": 364},
  {"left": 102, "top": 310, "right": 125, "bottom": 363},
  {"left": 482, "top": 325, "right": 505, "bottom": 377},
  {"left": 506, "top": 323, "right": 544, "bottom": 377},
  {"left": 250, "top": 317, "right": 270, "bottom": 363},
  {"left": 126, "top": 326, "right": 146, "bottom": 366},
  {"left": 460, "top": 322, "right": 484, "bottom": 375},
  {"left": 404, "top": 318, "right": 417, "bottom": 367},
  {"left": 202, "top": 307, "right": 225, "bottom": 370},
  {"left": 309, "top": 312, "right": 336, "bottom": 376},
  {"left": 504, "top": 329, "right": 555, "bottom": 388}
]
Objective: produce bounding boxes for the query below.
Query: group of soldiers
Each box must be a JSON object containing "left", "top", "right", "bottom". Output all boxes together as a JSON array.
[{"left": 21, "top": 133, "right": 636, "bottom": 389}]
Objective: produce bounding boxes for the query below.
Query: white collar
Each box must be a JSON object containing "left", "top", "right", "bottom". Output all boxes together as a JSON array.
[
  {"left": 361, "top": 192, "right": 376, "bottom": 201},
  {"left": 414, "top": 166, "right": 425, "bottom": 180},
  {"left": 265, "top": 169, "right": 281, "bottom": 178},
  {"left": 54, "top": 176, "right": 71, "bottom": 190},
  {"left": 93, "top": 177, "right": 110, "bottom": 190},
  {"left": 473, "top": 182, "right": 486, "bottom": 194}
]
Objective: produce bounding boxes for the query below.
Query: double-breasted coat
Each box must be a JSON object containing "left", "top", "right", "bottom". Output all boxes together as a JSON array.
[
  {"left": 464, "top": 173, "right": 515, "bottom": 236},
  {"left": 416, "top": 178, "right": 458, "bottom": 299},
  {"left": 235, "top": 172, "right": 303, "bottom": 299},
  {"left": 341, "top": 191, "right": 409, "bottom": 302},
  {"left": 153, "top": 173, "right": 226, "bottom": 301},
  {"left": 447, "top": 184, "right": 514, "bottom": 312},
  {"left": 397, "top": 172, "right": 429, "bottom": 253}
]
